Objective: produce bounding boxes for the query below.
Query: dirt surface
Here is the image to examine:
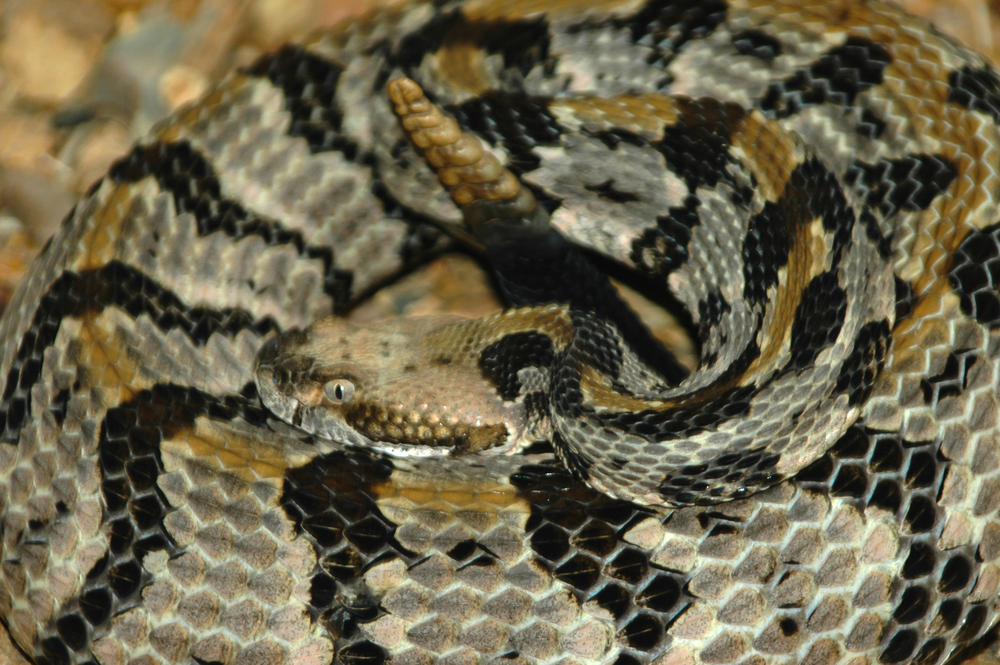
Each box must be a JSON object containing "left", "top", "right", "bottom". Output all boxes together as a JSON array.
[
  {"left": 1, "top": 0, "right": 1000, "bottom": 663},
  {"left": 0, "top": 0, "right": 405, "bottom": 314}
]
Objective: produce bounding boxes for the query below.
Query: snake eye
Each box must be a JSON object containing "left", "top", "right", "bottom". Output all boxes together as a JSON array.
[{"left": 324, "top": 380, "right": 355, "bottom": 403}]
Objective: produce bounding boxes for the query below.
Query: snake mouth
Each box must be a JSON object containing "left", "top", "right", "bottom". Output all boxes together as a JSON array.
[
  {"left": 253, "top": 346, "right": 462, "bottom": 455},
  {"left": 254, "top": 358, "right": 514, "bottom": 457},
  {"left": 339, "top": 400, "right": 514, "bottom": 453}
]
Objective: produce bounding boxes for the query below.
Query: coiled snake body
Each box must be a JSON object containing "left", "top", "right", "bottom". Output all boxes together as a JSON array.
[{"left": 1, "top": 1, "right": 1000, "bottom": 664}]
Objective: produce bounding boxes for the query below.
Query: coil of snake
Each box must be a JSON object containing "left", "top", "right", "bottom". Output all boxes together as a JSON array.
[{"left": 1, "top": 1, "right": 999, "bottom": 664}]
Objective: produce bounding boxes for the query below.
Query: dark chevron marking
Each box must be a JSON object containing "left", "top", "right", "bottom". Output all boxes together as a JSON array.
[
  {"left": 391, "top": 9, "right": 552, "bottom": 81},
  {"left": 585, "top": 180, "right": 642, "bottom": 203},
  {"left": 731, "top": 29, "right": 782, "bottom": 63},
  {"left": 631, "top": 196, "right": 702, "bottom": 279},
  {"left": 856, "top": 108, "right": 888, "bottom": 139},
  {"left": 834, "top": 319, "right": 891, "bottom": 406},
  {"left": 0, "top": 260, "right": 278, "bottom": 446},
  {"left": 449, "top": 95, "right": 562, "bottom": 175},
  {"left": 623, "top": 0, "right": 729, "bottom": 71},
  {"left": 919, "top": 350, "right": 979, "bottom": 404},
  {"left": 654, "top": 98, "right": 749, "bottom": 201},
  {"left": 108, "top": 140, "right": 354, "bottom": 304},
  {"left": 845, "top": 153, "right": 958, "bottom": 220},
  {"left": 759, "top": 37, "right": 892, "bottom": 118},
  {"left": 785, "top": 271, "right": 847, "bottom": 373},
  {"left": 948, "top": 65, "right": 1000, "bottom": 124},
  {"left": 46, "top": 384, "right": 274, "bottom": 663},
  {"left": 479, "top": 332, "right": 556, "bottom": 401},
  {"left": 949, "top": 222, "right": 1000, "bottom": 328},
  {"left": 245, "top": 46, "right": 358, "bottom": 157}
]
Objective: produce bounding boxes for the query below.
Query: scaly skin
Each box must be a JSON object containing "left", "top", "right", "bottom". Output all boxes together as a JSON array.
[{"left": 0, "top": 2, "right": 999, "bottom": 664}]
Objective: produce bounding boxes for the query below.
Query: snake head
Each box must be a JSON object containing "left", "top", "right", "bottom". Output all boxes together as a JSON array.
[
  {"left": 253, "top": 324, "right": 384, "bottom": 452},
  {"left": 256, "top": 332, "right": 361, "bottom": 407},
  {"left": 253, "top": 315, "right": 532, "bottom": 456}
]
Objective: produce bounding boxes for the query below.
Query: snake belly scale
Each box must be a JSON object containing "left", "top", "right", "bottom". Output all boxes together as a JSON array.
[{"left": 1, "top": 1, "right": 1000, "bottom": 665}]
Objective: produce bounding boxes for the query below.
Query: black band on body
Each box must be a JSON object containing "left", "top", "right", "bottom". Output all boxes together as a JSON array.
[{"left": 486, "top": 228, "right": 688, "bottom": 384}]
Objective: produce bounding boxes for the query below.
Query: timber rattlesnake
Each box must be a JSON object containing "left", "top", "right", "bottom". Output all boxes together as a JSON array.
[{"left": 1, "top": 1, "right": 1000, "bottom": 665}]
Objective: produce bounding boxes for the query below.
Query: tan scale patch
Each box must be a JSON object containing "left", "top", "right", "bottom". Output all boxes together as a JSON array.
[
  {"left": 433, "top": 43, "right": 494, "bottom": 96},
  {"left": 160, "top": 418, "right": 315, "bottom": 488},
  {"left": 551, "top": 94, "right": 680, "bottom": 140},
  {"left": 752, "top": 216, "right": 833, "bottom": 375},
  {"left": 75, "top": 317, "right": 143, "bottom": 402},
  {"left": 63, "top": 305, "right": 176, "bottom": 416},
  {"left": 372, "top": 469, "right": 530, "bottom": 528},
  {"left": 579, "top": 363, "right": 666, "bottom": 413},
  {"left": 442, "top": 304, "right": 576, "bottom": 354},
  {"left": 73, "top": 182, "right": 141, "bottom": 272},
  {"left": 730, "top": 111, "right": 802, "bottom": 204}
]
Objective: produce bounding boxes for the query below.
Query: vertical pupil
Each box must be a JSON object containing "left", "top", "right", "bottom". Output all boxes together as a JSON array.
[{"left": 335, "top": 384, "right": 344, "bottom": 400}]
